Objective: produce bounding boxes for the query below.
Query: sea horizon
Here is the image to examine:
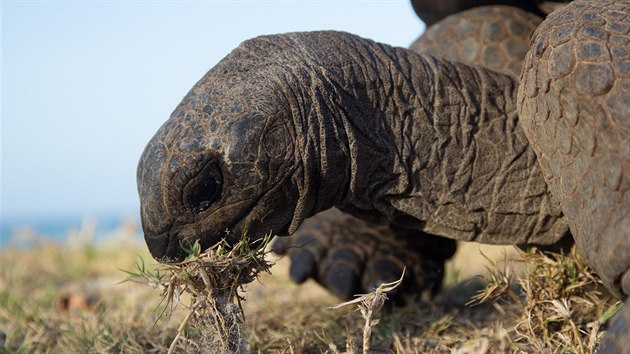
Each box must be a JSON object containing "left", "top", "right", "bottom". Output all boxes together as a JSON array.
[{"left": 1, "top": 211, "right": 144, "bottom": 248}]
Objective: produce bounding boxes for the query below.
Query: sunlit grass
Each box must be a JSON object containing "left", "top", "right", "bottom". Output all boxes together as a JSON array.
[
  {"left": 0, "top": 238, "right": 181, "bottom": 353},
  {"left": 0, "top": 225, "right": 620, "bottom": 353}
]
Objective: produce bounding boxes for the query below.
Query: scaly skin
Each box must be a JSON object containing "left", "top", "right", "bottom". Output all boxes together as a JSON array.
[
  {"left": 517, "top": 2, "right": 630, "bottom": 349},
  {"left": 411, "top": 4, "right": 577, "bottom": 254},
  {"left": 518, "top": 0, "right": 630, "bottom": 299},
  {"left": 411, "top": 6, "right": 543, "bottom": 78},
  {"left": 137, "top": 31, "right": 567, "bottom": 262}
]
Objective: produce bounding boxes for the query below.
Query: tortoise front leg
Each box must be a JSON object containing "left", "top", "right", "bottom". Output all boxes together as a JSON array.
[
  {"left": 272, "top": 208, "right": 456, "bottom": 302},
  {"left": 598, "top": 302, "right": 630, "bottom": 353}
]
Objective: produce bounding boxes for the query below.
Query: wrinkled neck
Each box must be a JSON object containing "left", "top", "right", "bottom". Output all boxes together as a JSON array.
[
  {"left": 279, "top": 34, "right": 567, "bottom": 245},
  {"left": 277, "top": 66, "right": 355, "bottom": 233}
]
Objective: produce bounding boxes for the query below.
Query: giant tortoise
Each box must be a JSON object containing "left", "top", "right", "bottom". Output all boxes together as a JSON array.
[{"left": 137, "top": 0, "right": 630, "bottom": 351}]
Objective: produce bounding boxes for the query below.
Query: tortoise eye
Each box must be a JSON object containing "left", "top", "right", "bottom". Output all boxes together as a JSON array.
[{"left": 188, "top": 162, "right": 222, "bottom": 213}]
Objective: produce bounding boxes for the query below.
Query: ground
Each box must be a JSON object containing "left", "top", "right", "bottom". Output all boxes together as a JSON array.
[{"left": 0, "top": 222, "right": 621, "bottom": 353}]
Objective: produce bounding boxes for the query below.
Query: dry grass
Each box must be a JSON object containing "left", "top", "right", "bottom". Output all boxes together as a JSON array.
[
  {"left": 125, "top": 233, "right": 273, "bottom": 353},
  {"left": 463, "top": 247, "right": 622, "bottom": 354},
  {"left": 0, "top": 224, "right": 622, "bottom": 353},
  {"left": 0, "top": 237, "right": 182, "bottom": 352},
  {"left": 512, "top": 249, "right": 622, "bottom": 353}
]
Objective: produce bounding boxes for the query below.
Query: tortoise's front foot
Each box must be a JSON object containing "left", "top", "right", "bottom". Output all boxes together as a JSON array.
[
  {"left": 271, "top": 209, "right": 456, "bottom": 302},
  {"left": 598, "top": 300, "right": 630, "bottom": 353}
]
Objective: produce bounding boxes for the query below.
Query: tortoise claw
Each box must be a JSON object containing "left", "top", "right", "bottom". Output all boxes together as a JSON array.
[
  {"left": 289, "top": 249, "right": 317, "bottom": 284},
  {"left": 362, "top": 257, "right": 406, "bottom": 293},
  {"left": 270, "top": 236, "right": 292, "bottom": 255},
  {"left": 323, "top": 263, "right": 361, "bottom": 300},
  {"left": 320, "top": 247, "right": 364, "bottom": 298}
]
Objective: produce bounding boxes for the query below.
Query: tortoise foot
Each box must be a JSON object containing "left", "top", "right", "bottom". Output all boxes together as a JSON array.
[{"left": 271, "top": 209, "right": 457, "bottom": 303}]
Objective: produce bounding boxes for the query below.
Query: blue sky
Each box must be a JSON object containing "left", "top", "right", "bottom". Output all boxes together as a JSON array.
[{"left": 1, "top": 1, "right": 424, "bottom": 222}]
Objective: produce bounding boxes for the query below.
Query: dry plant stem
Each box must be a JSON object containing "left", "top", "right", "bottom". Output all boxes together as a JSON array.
[
  {"left": 125, "top": 235, "right": 272, "bottom": 354},
  {"left": 331, "top": 268, "right": 406, "bottom": 354},
  {"left": 346, "top": 328, "right": 356, "bottom": 354},
  {"left": 327, "top": 341, "right": 341, "bottom": 354},
  {"left": 168, "top": 299, "right": 201, "bottom": 354}
]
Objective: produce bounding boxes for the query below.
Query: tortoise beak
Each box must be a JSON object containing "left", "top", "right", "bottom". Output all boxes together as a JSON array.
[
  {"left": 143, "top": 228, "right": 188, "bottom": 263},
  {"left": 143, "top": 230, "right": 170, "bottom": 261}
]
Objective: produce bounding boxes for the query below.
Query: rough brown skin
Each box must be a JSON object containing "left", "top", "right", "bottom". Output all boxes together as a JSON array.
[
  {"left": 409, "top": 5, "right": 583, "bottom": 258},
  {"left": 410, "top": 6, "right": 543, "bottom": 78},
  {"left": 278, "top": 4, "right": 545, "bottom": 301}
]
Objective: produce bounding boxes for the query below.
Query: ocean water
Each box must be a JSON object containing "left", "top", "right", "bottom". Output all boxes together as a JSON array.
[{"left": 0, "top": 213, "right": 144, "bottom": 248}]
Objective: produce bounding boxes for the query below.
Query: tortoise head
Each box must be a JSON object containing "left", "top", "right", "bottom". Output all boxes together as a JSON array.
[{"left": 137, "top": 53, "right": 299, "bottom": 262}]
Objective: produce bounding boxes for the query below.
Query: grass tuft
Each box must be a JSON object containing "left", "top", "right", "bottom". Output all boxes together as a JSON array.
[
  {"left": 512, "top": 248, "right": 621, "bottom": 354},
  {"left": 469, "top": 247, "right": 621, "bottom": 354},
  {"left": 125, "top": 232, "right": 273, "bottom": 354}
]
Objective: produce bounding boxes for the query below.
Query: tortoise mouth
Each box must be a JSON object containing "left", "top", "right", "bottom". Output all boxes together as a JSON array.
[
  {"left": 143, "top": 166, "right": 298, "bottom": 263},
  {"left": 143, "top": 199, "right": 261, "bottom": 263},
  {"left": 145, "top": 226, "right": 239, "bottom": 263},
  {"left": 144, "top": 229, "right": 185, "bottom": 263}
]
